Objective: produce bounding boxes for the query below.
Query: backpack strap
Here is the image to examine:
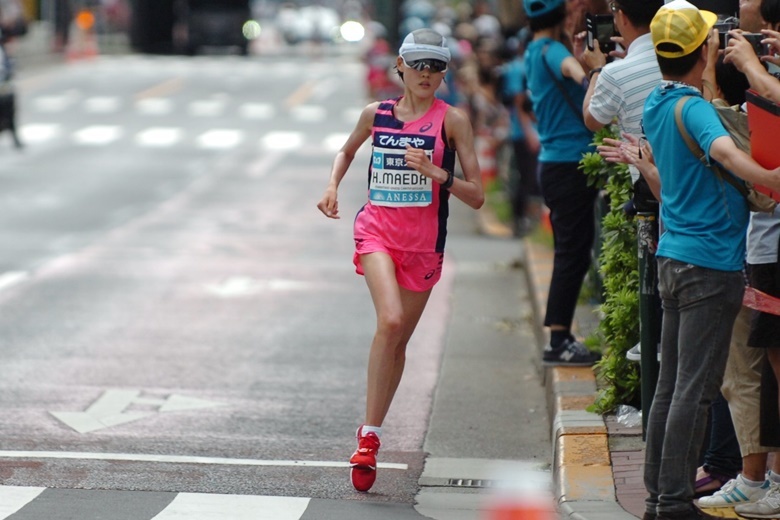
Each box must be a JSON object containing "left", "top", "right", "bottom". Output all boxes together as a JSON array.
[
  {"left": 673, "top": 96, "right": 749, "bottom": 199},
  {"left": 542, "top": 43, "right": 586, "bottom": 126}
]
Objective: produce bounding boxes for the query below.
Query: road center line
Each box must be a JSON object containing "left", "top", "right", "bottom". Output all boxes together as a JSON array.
[
  {"left": 135, "top": 77, "right": 184, "bottom": 101},
  {"left": 0, "top": 271, "right": 29, "bottom": 292},
  {"left": 283, "top": 79, "right": 317, "bottom": 109},
  {"left": 0, "top": 451, "right": 408, "bottom": 470}
]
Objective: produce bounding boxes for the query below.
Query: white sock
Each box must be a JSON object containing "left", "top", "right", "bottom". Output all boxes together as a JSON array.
[
  {"left": 768, "top": 470, "right": 780, "bottom": 484},
  {"left": 741, "top": 474, "right": 765, "bottom": 487},
  {"left": 361, "top": 425, "right": 382, "bottom": 438}
]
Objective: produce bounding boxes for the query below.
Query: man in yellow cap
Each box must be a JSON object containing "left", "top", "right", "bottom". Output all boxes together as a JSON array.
[{"left": 641, "top": 1, "right": 780, "bottom": 519}]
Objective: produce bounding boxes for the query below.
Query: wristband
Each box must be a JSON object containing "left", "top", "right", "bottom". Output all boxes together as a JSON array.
[
  {"left": 589, "top": 67, "right": 603, "bottom": 79},
  {"left": 442, "top": 169, "right": 454, "bottom": 189}
]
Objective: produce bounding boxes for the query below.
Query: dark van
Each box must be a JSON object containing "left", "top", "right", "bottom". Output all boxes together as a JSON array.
[{"left": 179, "top": 0, "right": 251, "bottom": 55}]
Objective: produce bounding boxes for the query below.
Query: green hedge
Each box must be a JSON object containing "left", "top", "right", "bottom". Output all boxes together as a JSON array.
[{"left": 579, "top": 126, "right": 642, "bottom": 414}]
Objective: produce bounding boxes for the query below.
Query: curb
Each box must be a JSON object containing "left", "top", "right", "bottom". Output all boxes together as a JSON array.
[
  {"left": 522, "top": 237, "right": 638, "bottom": 520},
  {"left": 548, "top": 366, "right": 635, "bottom": 520}
]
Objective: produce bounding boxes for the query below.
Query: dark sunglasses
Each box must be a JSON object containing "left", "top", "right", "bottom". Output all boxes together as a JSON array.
[{"left": 402, "top": 57, "right": 448, "bottom": 73}]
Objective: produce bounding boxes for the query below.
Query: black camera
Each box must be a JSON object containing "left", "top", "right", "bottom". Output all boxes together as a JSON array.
[
  {"left": 726, "top": 32, "right": 773, "bottom": 56},
  {"left": 586, "top": 13, "right": 618, "bottom": 54},
  {"left": 714, "top": 19, "right": 738, "bottom": 49}
]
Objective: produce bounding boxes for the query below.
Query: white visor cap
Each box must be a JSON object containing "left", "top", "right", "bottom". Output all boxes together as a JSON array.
[{"left": 399, "top": 28, "right": 451, "bottom": 63}]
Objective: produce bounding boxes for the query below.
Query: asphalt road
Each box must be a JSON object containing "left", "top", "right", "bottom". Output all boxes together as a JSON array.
[{"left": 0, "top": 50, "right": 552, "bottom": 519}]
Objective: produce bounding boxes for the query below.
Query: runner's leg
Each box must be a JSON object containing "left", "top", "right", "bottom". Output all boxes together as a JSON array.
[{"left": 361, "top": 252, "right": 432, "bottom": 426}]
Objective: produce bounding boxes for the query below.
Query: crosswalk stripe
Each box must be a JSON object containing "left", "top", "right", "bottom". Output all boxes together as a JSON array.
[
  {"left": 290, "top": 105, "right": 327, "bottom": 122},
  {"left": 323, "top": 133, "right": 349, "bottom": 153},
  {"left": 32, "top": 93, "right": 78, "bottom": 112},
  {"left": 18, "top": 123, "right": 349, "bottom": 155},
  {"left": 188, "top": 99, "right": 226, "bottom": 117},
  {"left": 197, "top": 129, "right": 244, "bottom": 150},
  {"left": 239, "top": 103, "right": 275, "bottom": 120},
  {"left": 83, "top": 96, "right": 121, "bottom": 113},
  {"left": 136, "top": 127, "right": 183, "bottom": 147},
  {"left": 260, "top": 131, "right": 303, "bottom": 151},
  {"left": 136, "top": 98, "right": 174, "bottom": 115},
  {"left": 29, "top": 97, "right": 360, "bottom": 125},
  {"left": 72, "top": 125, "right": 123, "bottom": 145},
  {"left": 19, "top": 123, "right": 61, "bottom": 143},
  {"left": 151, "top": 493, "right": 310, "bottom": 520},
  {"left": 0, "top": 486, "right": 45, "bottom": 518}
]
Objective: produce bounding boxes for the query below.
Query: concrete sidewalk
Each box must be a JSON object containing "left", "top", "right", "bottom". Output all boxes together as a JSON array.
[
  {"left": 473, "top": 207, "right": 646, "bottom": 520},
  {"left": 523, "top": 236, "right": 643, "bottom": 520}
]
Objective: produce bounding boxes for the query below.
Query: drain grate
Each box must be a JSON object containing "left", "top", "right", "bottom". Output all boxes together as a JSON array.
[{"left": 445, "top": 478, "right": 497, "bottom": 488}]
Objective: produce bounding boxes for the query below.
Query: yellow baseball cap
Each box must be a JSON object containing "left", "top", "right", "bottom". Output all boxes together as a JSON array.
[{"left": 651, "top": 0, "right": 717, "bottom": 58}]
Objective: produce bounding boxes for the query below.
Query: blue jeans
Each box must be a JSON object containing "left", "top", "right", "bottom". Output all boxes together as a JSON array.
[{"left": 644, "top": 257, "right": 744, "bottom": 516}]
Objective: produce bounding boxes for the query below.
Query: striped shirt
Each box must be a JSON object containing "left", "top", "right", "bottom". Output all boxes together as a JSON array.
[{"left": 588, "top": 33, "right": 661, "bottom": 137}]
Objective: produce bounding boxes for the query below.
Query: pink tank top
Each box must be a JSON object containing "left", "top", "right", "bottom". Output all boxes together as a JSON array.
[{"left": 354, "top": 97, "right": 455, "bottom": 253}]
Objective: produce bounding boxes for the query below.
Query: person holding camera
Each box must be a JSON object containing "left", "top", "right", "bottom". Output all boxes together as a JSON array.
[
  {"left": 522, "top": 0, "right": 602, "bottom": 366},
  {"left": 724, "top": 30, "right": 780, "bottom": 102},
  {"left": 582, "top": 0, "right": 664, "bottom": 200},
  {"left": 641, "top": 1, "right": 780, "bottom": 519}
]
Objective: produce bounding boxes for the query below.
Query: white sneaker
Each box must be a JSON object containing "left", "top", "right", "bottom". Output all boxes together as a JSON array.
[
  {"left": 625, "top": 342, "right": 661, "bottom": 363},
  {"left": 626, "top": 342, "right": 641, "bottom": 362},
  {"left": 697, "top": 475, "right": 770, "bottom": 508},
  {"left": 735, "top": 483, "right": 780, "bottom": 518}
]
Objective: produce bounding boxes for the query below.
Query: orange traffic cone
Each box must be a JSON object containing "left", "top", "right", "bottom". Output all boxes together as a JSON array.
[
  {"left": 486, "top": 499, "right": 557, "bottom": 520},
  {"left": 482, "top": 465, "right": 557, "bottom": 520},
  {"left": 65, "top": 9, "right": 99, "bottom": 61}
]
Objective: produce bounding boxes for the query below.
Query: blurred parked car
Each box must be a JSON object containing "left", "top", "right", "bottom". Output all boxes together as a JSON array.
[{"left": 275, "top": 3, "right": 340, "bottom": 45}]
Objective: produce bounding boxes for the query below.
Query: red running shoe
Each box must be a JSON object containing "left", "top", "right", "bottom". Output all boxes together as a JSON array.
[{"left": 349, "top": 426, "right": 381, "bottom": 492}]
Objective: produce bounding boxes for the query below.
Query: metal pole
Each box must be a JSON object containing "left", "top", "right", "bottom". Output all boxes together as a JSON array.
[{"left": 637, "top": 211, "right": 661, "bottom": 440}]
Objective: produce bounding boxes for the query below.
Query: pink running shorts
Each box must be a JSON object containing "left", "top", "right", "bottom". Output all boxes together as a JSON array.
[{"left": 353, "top": 238, "right": 444, "bottom": 292}]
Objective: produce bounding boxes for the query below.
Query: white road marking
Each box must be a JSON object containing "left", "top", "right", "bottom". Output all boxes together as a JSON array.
[
  {"left": 197, "top": 129, "right": 243, "bottom": 149},
  {"left": 188, "top": 99, "right": 225, "bottom": 117},
  {"left": 343, "top": 107, "right": 362, "bottom": 123},
  {"left": 290, "top": 105, "right": 326, "bottom": 122},
  {"left": 323, "top": 133, "right": 349, "bottom": 152},
  {"left": 19, "top": 124, "right": 61, "bottom": 144},
  {"left": 246, "top": 152, "right": 284, "bottom": 178},
  {"left": 239, "top": 102, "right": 275, "bottom": 120},
  {"left": 0, "top": 271, "right": 29, "bottom": 292},
  {"left": 0, "top": 451, "right": 408, "bottom": 470},
  {"left": 83, "top": 96, "right": 121, "bottom": 113},
  {"left": 151, "top": 494, "right": 310, "bottom": 520},
  {"left": 72, "top": 125, "right": 123, "bottom": 145},
  {"left": 205, "top": 277, "right": 310, "bottom": 297},
  {"left": 136, "top": 97, "right": 174, "bottom": 115},
  {"left": 32, "top": 92, "right": 79, "bottom": 112},
  {"left": 0, "top": 486, "right": 45, "bottom": 518},
  {"left": 51, "top": 389, "right": 224, "bottom": 433},
  {"left": 310, "top": 78, "right": 339, "bottom": 101},
  {"left": 136, "top": 127, "right": 183, "bottom": 147},
  {"left": 260, "top": 131, "right": 303, "bottom": 151}
]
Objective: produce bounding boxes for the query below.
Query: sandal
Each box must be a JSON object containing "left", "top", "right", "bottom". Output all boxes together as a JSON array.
[{"left": 694, "top": 466, "right": 734, "bottom": 498}]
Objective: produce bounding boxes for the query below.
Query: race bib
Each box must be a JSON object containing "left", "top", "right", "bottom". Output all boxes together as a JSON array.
[{"left": 369, "top": 146, "right": 433, "bottom": 207}]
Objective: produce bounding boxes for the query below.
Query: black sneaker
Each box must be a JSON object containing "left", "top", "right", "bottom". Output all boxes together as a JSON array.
[{"left": 542, "top": 337, "right": 601, "bottom": 366}]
